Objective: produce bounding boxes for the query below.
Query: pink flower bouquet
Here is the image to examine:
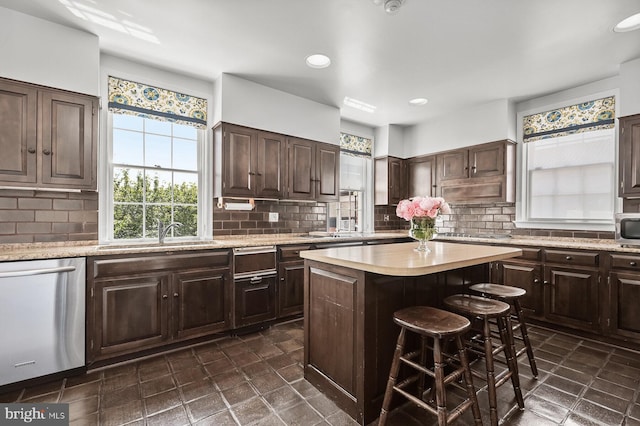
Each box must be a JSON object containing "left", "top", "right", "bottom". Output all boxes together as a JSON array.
[{"left": 396, "top": 196, "right": 451, "bottom": 221}]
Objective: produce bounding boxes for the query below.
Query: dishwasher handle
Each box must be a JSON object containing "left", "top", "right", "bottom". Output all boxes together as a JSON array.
[{"left": 0, "top": 265, "right": 76, "bottom": 278}]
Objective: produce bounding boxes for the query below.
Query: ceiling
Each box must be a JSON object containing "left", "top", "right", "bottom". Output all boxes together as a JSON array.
[{"left": 1, "top": 0, "right": 640, "bottom": 128}]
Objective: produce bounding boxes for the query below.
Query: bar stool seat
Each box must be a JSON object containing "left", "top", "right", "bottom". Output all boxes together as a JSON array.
[
  {"left": 470, "top": 283, "right": 538, "bottom": 378},
  {"left": 444, "top": 294, "right": 524, "bottom": 426},
  {"left": 379, "top": 306, "right": 482, "bottom": 426}
]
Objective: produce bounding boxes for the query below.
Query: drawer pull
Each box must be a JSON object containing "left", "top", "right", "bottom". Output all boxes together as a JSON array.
[
  {"left": 533, "top": 279, "right": 540, "bottom": 284},
  {"left": 630, "top": 261, "right": 637, "bottom": 267},
  {"left": 565, "top": 256, "right": 572, "bottom": 260},
  {"left": 293, "top": 251, "right": 299, "bottom": 255},
  {"left": 162, "top": 294, "right": 168, "bottom": 299},
  {"left": 174, "top": 293, "right": 179, "bottom": 297}
]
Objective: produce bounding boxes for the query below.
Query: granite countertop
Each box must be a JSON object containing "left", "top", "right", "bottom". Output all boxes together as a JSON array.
[
  {"left": 0, "top": 231, "right": 638, "bottom": 262},
  {"left": 0, "top": 231, "right": 409, "bottom": 261},
  {"left": 300, "top": 241, "right": 522, "bottom": 276}
]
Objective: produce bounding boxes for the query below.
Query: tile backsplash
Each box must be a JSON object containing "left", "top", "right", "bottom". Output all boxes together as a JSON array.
[
  {"left": 0, "top": 189, "right": 98, "bottom": 243},
  {"left": 213, "top": 200, "right": 327, "bottom": 236}
]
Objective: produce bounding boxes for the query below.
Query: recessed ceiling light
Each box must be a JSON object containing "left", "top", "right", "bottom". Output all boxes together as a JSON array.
[
  {"left": 614, "top": 12, "right": 640, "bottom": 32},
  {"left": 409, "top": 98, "right": 428, "bottom": 106},
  {"left": 343, "top": 96, "right": 377, "bottom": 113},
  {"left": 305, "top": 54, "right": 331, "bottom": 69}
]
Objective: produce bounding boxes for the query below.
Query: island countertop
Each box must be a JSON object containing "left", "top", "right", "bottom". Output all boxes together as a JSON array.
[{"left": 300, "top": 240, "right": 523, "bottom": 276}]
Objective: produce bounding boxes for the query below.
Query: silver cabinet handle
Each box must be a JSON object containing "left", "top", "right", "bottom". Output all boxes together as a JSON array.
[
  {"left": 250, "top": 276, "right": 263, "bottom": 284},
  {"left": 0, "top": 265, "right": 75, "bottom": 278},
  {"left": 565, "top": 256, "right": 572, "bottom": 260},
  {"left": 630, "top": 261, "right": 637, "bottom": 266}
]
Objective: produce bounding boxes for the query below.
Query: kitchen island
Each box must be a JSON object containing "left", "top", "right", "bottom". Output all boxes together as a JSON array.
[{"left": 300, "top": 240, "right": 522, "bottom": 424}]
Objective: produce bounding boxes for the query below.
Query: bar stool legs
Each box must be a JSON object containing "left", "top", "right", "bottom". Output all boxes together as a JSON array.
[
  {"left": 444, "top": 294, "right": 525, "bottom": 426},
  {"left": 470, "top": 283, "right": 538, "bottom": 378},
  {"left": 379, "top": 306, "right": 482, "bottom": 426}
]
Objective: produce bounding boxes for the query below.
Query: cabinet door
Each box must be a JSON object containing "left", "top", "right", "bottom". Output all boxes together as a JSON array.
[
  {"left": 256, "top": 131, "right": 285, "bottom": 198},
  {"left": 469, "top": 142, "right": 504, "bottom": 178},
  {"left": 407, "top": 156, "right": 435, "bottom": 198},
  {"left": 91, "top": 274, "right": 170, "bottom": 361},
  {"left": 544, "top": 265, "right": 599, "bottom": 332},
  {"left": 0, "top": 80, "right": 37, "bottom": 184},
  {"left": 437, "top": 149, "right": 468, "bottom": 182},
  {"left": 288, "top": 137, "right": 315, "bottom": 200},
  {"left": 40, "top": 90, "right": 97, "bottom": 189},
  {"left": 316, "top": 143, "right": 340, "bottom": 202},
  {"left": 223, "top": 124, "right": 256, "bottom": 197},
  {"left": 619, "top": 114, "right": 640, "bottom": 197},
  {"left": 234, "top": 275, "right": 277, "bottom": 327},
  {"left": 495, "top": 261, "right": 543, "bottom": 318},
  {"left": 608, "top": 272, "right": 640, "bottom": 340},
  {"left": 278, "top": 261, "right": 304, "bottom": 317},
  {"left": 173, "top": 268, "right": 231, "bottom": 340},
  {"left": 388, "top": 157, "right": 405, "bottom": 204}
]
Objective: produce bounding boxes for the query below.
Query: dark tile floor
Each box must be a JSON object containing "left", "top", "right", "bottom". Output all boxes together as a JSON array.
[{"left": 1, "top": 319, "right": 640, "bottom": 425}]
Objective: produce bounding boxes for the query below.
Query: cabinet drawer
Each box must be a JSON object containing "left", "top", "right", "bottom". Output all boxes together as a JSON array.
[
  {"left": 544, "top": 249, "right": 599, "bottom": 267},
  {"left": 279, "top": 245, "right": 312, "bottom": 261},
  {"left": 610, "top": 254, "right": 640, "bottom": 271},
  {"left": 517, "top": 248, "right": 542, "bottom": 261}
]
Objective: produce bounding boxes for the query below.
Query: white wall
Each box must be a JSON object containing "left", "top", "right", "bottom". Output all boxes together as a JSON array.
[
  {"left": 0, "top": 6, "right": 99, "bottom": 96},
  {"left": 403, "top": 99, "right": 513, "bottom": 157},
  {"left": 374, "top": 124, "right": 405, "bottom": 158},
  {"left": 340, "top": 119, "right": 375, "bottom": 140},
  {"left": 218, "top": 73, "right": 340, "bottom": 144},
  {"left": 620, "top": 57, "right": 640, "bottom": 117}
]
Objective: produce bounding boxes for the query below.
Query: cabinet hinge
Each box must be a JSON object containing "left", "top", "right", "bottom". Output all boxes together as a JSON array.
[
  {"left": 90, "top": 339, "right": 94, "bottom": 350},
  {"left": 90, "top": 287, "right": 94, "bottom": 298},
  {"left": 607, "top": 276, "right": 610, "bottom": 286},
  {"left": 607, "top": 318, "right": 611, "bottom": 327}
]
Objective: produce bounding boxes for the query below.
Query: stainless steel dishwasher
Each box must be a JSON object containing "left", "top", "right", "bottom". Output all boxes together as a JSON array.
[{"left": 0, "top": 257, "right": 85, "bottom": 386}]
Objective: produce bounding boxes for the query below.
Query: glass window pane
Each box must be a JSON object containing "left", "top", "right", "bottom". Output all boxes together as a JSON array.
[
  {"left": 174, "top": 205, "right": 197, "bottom": 236},
  {"left": 146, "top": 170, "right": 173, "bottom": 203},
  {"left": 113, "top": 204, "right": 143, "bottom": 239},
  {"left": 113, "top": 167, "right": 144, "bottom": 203},
  {"left": 113, "top": 114, "right": 143, "bottom": 131},
  {"left": 173, "top": 138, "right": 198, "bottom": 171},
  {"left": 173, "top": 124, "right": 197, "bottom": 140},
  {"left": 113, "top": 129, "right": 144, "bottom": 166},
  {"left": 145, "top": 118, "right": 171, "bottom": 135},
  {"left": 145, "top": 134, "right": 171, "bottom": 168},
  {"left": 174, "top": 172, "right": 198, "bottom": 204},
  {"left": 145, "top": 205, "right": 172, "bottom": 238}
]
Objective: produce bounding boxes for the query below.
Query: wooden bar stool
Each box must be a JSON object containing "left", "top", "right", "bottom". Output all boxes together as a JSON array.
[
  {"left": 443, "top": 294, "right": 524, "bottom": 426},
  {"left": 470, "top": 283, "right": 538, "bottom": 378},
  {"left": 379, "top": 306, "right": 482, "bottom": 426}
]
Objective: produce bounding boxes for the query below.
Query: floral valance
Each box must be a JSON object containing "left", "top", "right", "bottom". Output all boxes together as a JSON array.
[
  {"left": 340, "top": 133, "right": 372, "bottom": 158},
  {"left": 523, "top": 96, "right": 615, "bottom": 143},
  {"left": 108, "top": 76, "right": 207, "bottom": 129}
]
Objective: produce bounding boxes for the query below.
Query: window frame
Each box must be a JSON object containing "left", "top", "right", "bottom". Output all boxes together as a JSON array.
[
  {"left": 99, "top": 112, "right": 212, "bottom": 244},
  {"left": 515, "top": 90, "right": 620, "bottom": 232}
]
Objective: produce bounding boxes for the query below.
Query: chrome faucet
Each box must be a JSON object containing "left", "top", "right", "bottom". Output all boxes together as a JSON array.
[{"left": 158, "top": 220, "right": 182, "bottom": 244}]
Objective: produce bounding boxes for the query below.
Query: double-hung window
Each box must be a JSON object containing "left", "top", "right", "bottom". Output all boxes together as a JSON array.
[
  {"left": 327, "top": 133, "right": 373, "bottom": 233},
  {"left": 516, "top": 95, "right": 617, "bottom": 231},
  {"left": 102, "top": 76, "right": 208, "bottom": 242}
]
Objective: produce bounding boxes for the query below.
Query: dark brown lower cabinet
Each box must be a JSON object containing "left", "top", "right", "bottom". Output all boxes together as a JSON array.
[
  {"left": 493, "top": 260, "right": 543, "bottom": 319},
  {"left": 87, "top": 251, "right": 231, "bottom": 364},
  {"left": 278, "top": 261, "right": 304, "bottom": 317},
  {"left": 234, "top": 274, "right": 277, "bottom": 328},
  {"left": 608, "top": 271, "right": 640, "bottom": 340},
  {"left": 544, "top": 265, "right": 600, "bottom": 332}
]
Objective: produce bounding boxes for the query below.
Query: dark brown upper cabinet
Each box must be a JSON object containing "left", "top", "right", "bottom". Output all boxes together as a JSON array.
[
  {"left": 287, "top": 137, "right": 340, "bottom": 202},
  {"left": 0, "top": 78, "right": 98, "bottom": 190},
  {"left": 437, "top": 140, "right": 515, "bottom": 204},
  {"left": 213, "top": 123, "right": 339, "bottom": 202},
  {"left": 406, "top": 155, "right": 436, "bottom": 198},
  {"left": 619, "top": 114, "right": 640, "bottom": 198},
  {"left": 374, "top": 156, "right": 405, "bottom": 205},
  {"left": 214, "top": 123, "right": 285, "bottom": 199}
]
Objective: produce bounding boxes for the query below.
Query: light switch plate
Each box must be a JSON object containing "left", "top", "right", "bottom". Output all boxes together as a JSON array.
[{"left": 268, "top": 212, "right": 279, "bottom": 222}]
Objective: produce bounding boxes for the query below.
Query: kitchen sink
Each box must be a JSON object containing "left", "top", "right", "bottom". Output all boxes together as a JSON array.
[{"left": 97, "top": 240, "right": 218, "bottom": 251}]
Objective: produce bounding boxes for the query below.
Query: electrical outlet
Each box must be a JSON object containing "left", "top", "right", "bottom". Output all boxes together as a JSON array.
[
  {"left": 268, "top": 212, "right": 279, "bottom": 222},
  {"left": 383, "top": 214, "right": 389, "bottom": 222}
]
